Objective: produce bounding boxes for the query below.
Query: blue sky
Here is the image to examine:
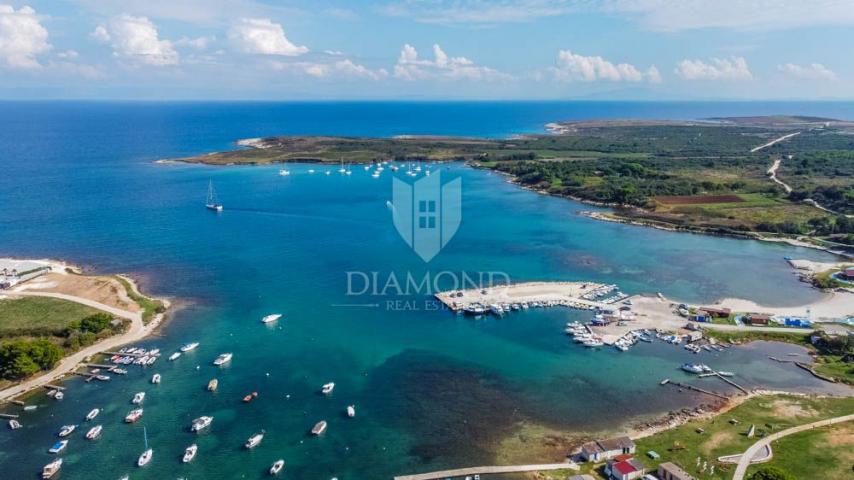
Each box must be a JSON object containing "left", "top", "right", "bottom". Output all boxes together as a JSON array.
[{"left": 2, "top": 0, "right": 854, "bottom": 100}]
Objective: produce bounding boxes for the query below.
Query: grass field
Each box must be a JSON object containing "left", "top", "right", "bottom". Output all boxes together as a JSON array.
[
  {"left": 115, "top": 276, "right": 164, "bottom": 324},
  {"left": 0, "top": 296, "right": 99, "bottom": 337},
  {"left": 744, "top": 422, "right": 854, "bottom": 480}
]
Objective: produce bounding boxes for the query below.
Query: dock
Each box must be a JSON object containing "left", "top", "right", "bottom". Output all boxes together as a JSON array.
[
  {"left": 43, "top": 384, "right": 65, "bottom": 391},
  {"left": 699, "top": 372, "right": 749, "bottom": 395},
  {"left": 665, "top": 381, "right": 729, "bottom": 400},
  {"left": 393, "top": 462, "right": 577, "bottom": 480},
  {"left": 72, "top": 372, "right": 110, "bottom": 383},
  {"left": 434, "top": 281, "right": 611, "bottom": 312},
  {"left": 0, "top": 413, "right": 20, "bottom": 419}
]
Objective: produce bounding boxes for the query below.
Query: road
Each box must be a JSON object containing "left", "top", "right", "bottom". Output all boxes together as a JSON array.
[
  {"left": 0, "top": 291, "right": 160, "bottom": 403},
  {"left": 731, "top": 413, "right": 854, "bottom": 480},
  {"left": 394, "top": 462, "right": 576, "bottom": 480},
  {"left": 750, "top": 132, "right": 800, "bottom": 153},
  {"left": 766, "top": 158, "right": 792, "bottom": 194}
]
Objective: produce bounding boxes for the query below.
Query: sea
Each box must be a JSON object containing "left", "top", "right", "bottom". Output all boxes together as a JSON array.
[{"left": 0, "top": 101, "right": 852, "bottom": 479}]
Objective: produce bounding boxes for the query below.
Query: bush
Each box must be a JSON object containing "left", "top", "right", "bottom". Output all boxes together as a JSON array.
[
  {"left": 0, "top": 339, "right": 64, "bottom": 380},
  {"left": 79, "top": 312, "right": 113, "bottom": 333},
  {"left": 749, "top": 466, "right": 796, "bottom": 480}
]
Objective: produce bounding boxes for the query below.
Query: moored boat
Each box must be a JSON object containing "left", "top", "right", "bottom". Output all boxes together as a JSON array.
[
  {"left": 138, "top": 448, "right": 153, "bottom": 467},
  {"left": 132, "top": 392, "right": 146, "bottom": 404},
  {"left": 207, "top": 379, "right": 218, "bottom": 391},
  {"left": 346, "top": 405, "right": 355, "bottom": 418},
  {"left": 191, "top": 416, "right": 213, "bottom": 432},
  {"left": 270, "top": 459, "right": 285, "bottom": 475},
  {"left": 261, "top": 313, "right": 282, "bottom": 323},
  {"left": 85, "top": 425, "right": 102, "bottom": 440},
  {"left": 243, "top": 392, "right": 259, "bottom": 403},
  {"left": 213, "top": 353, "right": 233, "bottom": 366},
  {"left": 48, "top": 440, "right": 68, "bottom": 454},
  {"left": 151, "top": 373, "right": 161, "bottom": 384},
  {"left": 169, "top": 352, "right": 181, "bottom": 361},
  {"left": 8, "top": 419, "right": 22, "bottom": 429},
  {"left": 681, "top": 363, "right": 705, "bottom": 374},
  {"left": 180, "top": 342, "right": 200, "bottom": 352},
  {"left": 244, "top": 431, "right": 264, "bottom": 449},
  {"left": 183, "top": 444, "right": 198, "bottom": 463},
  {"left": 58, "top": 424, "right": 76, "bottom": 437},
  {"left": 321, "top": 382, "right": 335, "bottom": 395},
  {"left": 125, "top": 408, "right": 143, "bottom": 423},
  {"left": 311, "top": 420, "right": 327, "bottom": 435},
  {"left": 42, "top": 459, "right": 62, "bottom": 479}
]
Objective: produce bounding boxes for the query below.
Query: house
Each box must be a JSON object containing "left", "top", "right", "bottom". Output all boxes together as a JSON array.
[
  {"left": 839, "top": 267, "right": 854, "bottom": 281},
  {"left": 580, "top": 436, "right": 636, "bottom": 462},
  {"left": 605, "top": 457, "right": 645, "bottom": 480},
  {"left": 699, "top": 307, "right": 730, "bottom": 318},
  {"left": 657, "top": 462, "right": 696, "bottom": 480},
  {"left": 685, "top": 331, "right": 703, "bottom": 342},
  {"left": 744, "top": 314, "right": 771, "bottom": 326}
]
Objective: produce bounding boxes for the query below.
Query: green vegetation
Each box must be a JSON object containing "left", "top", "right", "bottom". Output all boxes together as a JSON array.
[
  {"left": 703, "top": 329, "right": 810, "bottom": 345},
  {"left": 745, "top": 423, "right": 854, "bottom": 480},
  {"left": 0, "top": 297, "right": 99, "bottom": 338},
  {"left": 749, "top": 466, "right": 796, "bottom": 480},
  {"left": 634, "top": 395, "right": 854, "bottom": 480},
  {"left": 115, "top": 276, "right": 165, "bottom": 324},
  {"left": 0, "top": 339, "right": 64, "bottom": 380}
]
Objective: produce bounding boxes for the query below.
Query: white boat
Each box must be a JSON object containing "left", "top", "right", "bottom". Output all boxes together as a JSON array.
[
  {"left": 321, "top": 382, "right": 335, "bottom": 395},
  {"left": 346, "top": 405, "right": 355, "bottom": 418},
  {"left": 244, "top": 431, "right": 264, "bottom": 449},
  {"left": 311, "top": 420, "right": 327, "bottom": 435},
  {"left": 191, "top": 416, "right": 213, "bottom": 432},
  {"left": 261, "top": 313, "right": 282, "bottom": 323},
  {"left": 207, "top": 379, "right": 218, "bottom": 391},
  {"left": 125, "top": 408, "right": 144, "bottom": 423},
  {"left": 278, "top": 169, "right": 290, "bottom": 176},
  {"left": 371, "top": 171, "right": 381, "bottom": 178},
  {"left": 86, "top": 425, "right": 102, "bottom": 440},
  {"left": 58, "top": 425, "right": 76, "bottom": 437},
  {"left": 337, "top": 159, "right": 346, "bottom": 174},
  {"left": 180, "top": 342, "right": 200, "bottom": 352},
  {"left": 308, "top": 169, "right": 315, "bottom": 174},
  {"left": 132, "top": 392, "right": 146, "bottom": 404},
  {"left": 151, "top": 373, "right": 161, "bottom": 384},
  {"left": 42, "top": 459, "right": 62, "bottom": 479},
  {"left": 9, "top": 419, "right": 22, "bottom": 429},
  {"left": 183, "top": 444, "right": 198, "bottom": 463},
  {"left": 54, "top": 391, "right": 64, "bottom": 400},
  {"left": 205, "top": 180, "right": 223, "bottom": 212},
  {"left": 138, "top": 427, "right": 152, "bottom": 467},
  {"left": 23, "top": 405, "right": 37, "bottom": 411},
  {"left": 169, "top": 352, "right": 181, "bottom": 361},
  {"left": 718, "top": 371, "right": 735, "bottom": 377},
  {"left": 270, "top": 459, "right": 285, "bottom": 475},
  {"left": 48, "top": 440, "right": 68, "bottom": 454},
  {"left": 213, "top": 353, "right": 233, "bottom": 366},
  {"left": 681, "top": 363, "right": 705, "bottom": 374}
]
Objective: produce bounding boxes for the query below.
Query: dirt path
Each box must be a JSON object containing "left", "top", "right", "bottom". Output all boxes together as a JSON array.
[
  {"left": 767, "top": 158, "right": 792, "bottom": 194},
  {"left": 751, "top": 132, "right": 800, "bottom": 153}
]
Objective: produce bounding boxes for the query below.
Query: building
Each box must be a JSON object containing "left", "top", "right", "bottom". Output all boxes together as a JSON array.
[
  {"left": 580, "top": 436, "right": 636, "bottom": 462},
  {"left": 605, "top": 457, "right": 645, "bottom": 480},
  {"left": 744, "top": 314, "right": 771, "bottom": 326},
  {"left": 657, "top": 462, "right": 697, "bottom": 480},
  {"left": 839, "top": 267, "right": 854, "bottom": 281},
  {"left": 699, "top": 307, "right": 730, "bottom": 318}
]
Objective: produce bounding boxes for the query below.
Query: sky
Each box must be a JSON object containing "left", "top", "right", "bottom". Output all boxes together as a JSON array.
[{"left": 1, "top": 0, "right": 854, "bottom": 100}]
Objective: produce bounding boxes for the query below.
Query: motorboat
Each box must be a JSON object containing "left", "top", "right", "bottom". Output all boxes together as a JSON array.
[
  {"left": 243, "top": 392, "right": 259, "bottom": 403},
  {"left": 85, "top": 425, "right": 102, "bottom": 440},
  {"left": 321, "top": 382, "right": 335, "bottom": 395},
  {"left": 183, "top": 444, "right": 198, "bottom": 463},
  {"left": 58, "top": 425, "right": 76, "bottom": 437},
  {"left": 132, "top": 392, "right": 146, "bottom": 404},
  {"left": 48, "top": 440, "right": 68, "bottom": 454},
  {"left": 244, "top": 431, "right": 264, "bottom": 449},
  {"left": 151, "top": 373, "right": 161, "bottom": 384},
  {"left": 213, "top": 353, "right": 233, "bottom": 366},
  {"left": 54, "top": 391, "right": 64, "bottom": 400},
  {"left": 278, "top": 169, "right": 290, "bottom": 176},
  {"left": 681, "top": 363, "right": 705, "bottom": 374},
  {"left": 125, "top": 408, "right": 144, "bottom": 423},
  {"left": 169, "top": 352, "right": 181, "bottom": 361},
  {"left": 261, "top": 313, "right": 282, "bottom": 323},
  {"left": 346, "top": 405, "right": 355, "bottom": 418},
  {"left": 191, "top": 416, "right": 213, "bottom": 432},
  {"left": 311, "top": 421, "right": 327, "bottom": 435},
  {"left": 180, "top": 342, "right": 200, "bottom": 352},
  {"left": 207, "top": 379, "right": 218, "bottom": 391},
  {"left": 8, "top": 419, "right": 22, "bottom": 429},
  {"left": 270, "top": 459, "right": 285, "bottom": 475},
  {"left": 42, "top": 459, "right": 62, "bottom": 479}
]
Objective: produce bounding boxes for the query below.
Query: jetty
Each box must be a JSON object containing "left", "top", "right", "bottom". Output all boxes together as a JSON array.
[
  {"left": 698, "top": 372, "right": 749, "bottom": 394},
  {"left": 394, "top": 462, "right": 577, "bottom": 480},
  {"left": 665, "top": 380, "right": 729, "bottom": 400}
]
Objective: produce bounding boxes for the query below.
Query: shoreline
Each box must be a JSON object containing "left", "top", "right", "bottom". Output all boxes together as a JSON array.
[{"left": 0, "top": 258, "right": 173, "bottom": 403}]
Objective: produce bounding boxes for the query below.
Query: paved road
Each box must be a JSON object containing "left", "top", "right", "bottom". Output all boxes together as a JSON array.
[
  {"left": 0, "top": 291, "right": 156, "bottom": 403},
  {"left": 732, "top": 413, "right": 854, "bottom": 480}
]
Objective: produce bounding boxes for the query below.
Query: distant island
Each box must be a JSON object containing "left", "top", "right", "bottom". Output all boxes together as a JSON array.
[{"left": 169, "top": 115, "right": 854, "bottom": 257}]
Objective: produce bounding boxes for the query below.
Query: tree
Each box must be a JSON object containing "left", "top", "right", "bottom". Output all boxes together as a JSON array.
[
  {"left": 750, "top": 466, "right": 796, "bottom": 480},
  {"left": 80, "top": 313, "right": 113, "bottom": 333}
]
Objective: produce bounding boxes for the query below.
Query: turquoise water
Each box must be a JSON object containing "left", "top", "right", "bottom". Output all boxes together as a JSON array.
[{"left": 0, "top": 102, "right": 849, "bottom": 479}]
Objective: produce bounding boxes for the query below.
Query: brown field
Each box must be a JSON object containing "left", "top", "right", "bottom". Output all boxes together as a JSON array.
[{"left": 655, "top": 194, "right": 745, "bottom": 205}]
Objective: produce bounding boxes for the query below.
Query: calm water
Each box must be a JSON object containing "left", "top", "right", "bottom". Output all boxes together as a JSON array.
[{"left": 0, "top": 101, "right": 850, "bottom": 479}]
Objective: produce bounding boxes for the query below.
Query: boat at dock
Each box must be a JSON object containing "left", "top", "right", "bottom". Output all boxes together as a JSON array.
[
  {"left": 213, "top": 353, "right": 233, "bottom": 366},
  {"left": 42, "top": 459, "right": 62, "bottom": 479},
  {"left": 207, "top": 379, "right": 218, "bottom": 391},
  {"left": 168, "top": 352, "right": 181, "bottom": 361},
  {"left": 48, "top": 440, "right": 68, "bottom": 454},
  {"left": 311, "top": 420, "right": 327, "bottom": 435},
  {"left": 270, "top": 459, "right": 285, "bottom": 475},
  {"left": 191, "top": 416, "right": 213, "bottom": 432},
  {"left": 132, "top": 392, "right": 145, "bottom": 404},
  {"left": 58, "top": 425, "right": 76, "bottom": 437},
  {"left": 347, "top": 405, "right": 355, "bottom": 418},
  {"left": 681, "top": 363, "right": 708, "bottom": 374},
  {"left": 183, "top": 444, "right": 198, "bottom": 463},
  {"left": 205, "top": 180, "right": 223, "bottom": 212},
  {"left": 151, "top": 374, "right": 161, "bottom": 384},
  {"left": 85, "top": 425, "right": 102, "bottom": 440},
  {"left": 125, "top": 408, "right": 143, "bottom": 423},
  {"left": 180, "top": 342, "right": 200, "bottom": 352},
  {"left": 54, "top": 391, "right": 64, "bottom": 400},
  {"left": 244, "top": 431, "right": 264, "bottom": 449},
  {"left": 321, "top": 382, "right": 335, "bottom": 395},
  {"left": 261, "top": 313, "right": 282, "bottom": 323}
]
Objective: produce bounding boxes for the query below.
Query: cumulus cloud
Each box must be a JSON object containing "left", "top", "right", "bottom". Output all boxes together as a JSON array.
[
  {"left": 550, "top": 50, "right": 659, "bottom": 83},
  {"left": 93, "top": 15, "right": 179, "bottom": 66},
  {"left": 394, "top": 43, "right": 508, "bottom": 81},
  {"left": 271, "top": 58, "right": 388, "bottom": 80},
  {"left": 0, "top": 5, "right": 51, "bottom": 69},
  {"left": 777, "top": 63, "right": 836, "bottom": 81},
  {"left": 228, "top": 18, "right": 307, "bottom": 56},
  {"left": 675, "top": 56, "right": 752, "bottom": 81}
]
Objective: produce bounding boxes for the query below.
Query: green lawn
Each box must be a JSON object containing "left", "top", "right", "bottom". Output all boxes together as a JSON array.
[
  {"left": 0, "top": 296, "right": 99, "bottom": 337},
  {"left": 744, "top": 422, "right": 854, "bottom": 480},
  {"left": 114, "top": 276, "right": 164, "bottom": 324}
]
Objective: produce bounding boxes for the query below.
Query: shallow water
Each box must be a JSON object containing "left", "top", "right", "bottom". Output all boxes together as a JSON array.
[{"left": 0, "top": 102, "right": 849, "bottom": 479}]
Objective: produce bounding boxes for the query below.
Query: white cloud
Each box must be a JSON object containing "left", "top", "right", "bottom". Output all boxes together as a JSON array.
[
  {"left": 56, "top": 50, "right": 79, "bottom": 59},
  {"left": 550, "top": 50, "right": 659, "bottom": 83},
  {"left": 324, "top": 49, "right": 344, "bottom": 56},
  {"left": 175, "top": 35, "right": 215, "bottom": 50},
  {"left": 675, "top": 57, "right": 752, "bottom": 81},
  {"left": 777, "top": 63, "right": 836, "bottom": 81},
  {"left": 93, "top": 15, "right": 179, "bottom": 66},
  {"left": 382, "top": 0, "right": 572, "bottom": 24},
  {"left": 394, "top": 43, "right": 509, "bottom": 81},
  {"left": 228, "top": 18, "right": 307, "bottom": 56},
  {"left": 0, "top": 5, "right": 51, "bottom": 69},
  {"left": 70, "top": 0, "right": 303, "bottom": 26},
  {"left": 271, "top": 58, "right": 388, "bottom": 80}
]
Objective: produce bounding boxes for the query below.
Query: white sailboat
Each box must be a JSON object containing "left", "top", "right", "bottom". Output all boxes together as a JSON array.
[
  {"left": 137, "top": 427, "right": 153, "bottom": 467},
  {"left": 337, "top": 159, "right": 346, "bottom": 174},
  {"left": 205, "top": 180, "right": 223, "bottom": 212}
]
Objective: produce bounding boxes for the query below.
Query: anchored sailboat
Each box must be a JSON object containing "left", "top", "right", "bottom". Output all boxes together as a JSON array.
[{"left": 205, "top": 180, "right": 223, "bottom": 212}]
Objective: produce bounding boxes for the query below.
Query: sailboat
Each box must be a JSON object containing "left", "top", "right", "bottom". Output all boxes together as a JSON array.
[
  {"left": 137, "top": 426, "right": 153, "bottom": 467},
  {"left": 205, "top": 180, "right": 223, "bottom": 212},
  {"left": 337, "top": 159, "right": 346, "bottom": 174}
]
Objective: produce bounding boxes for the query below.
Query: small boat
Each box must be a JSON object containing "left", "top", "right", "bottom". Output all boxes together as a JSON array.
[
  {"left": 213, "top": 353, "right": 233, "bottom": 366},
  {"left": 138, "top": 427, "right": 152, "bottom": 467},
  {"left": 23, "top": 405, "right": 37, "bottom": 411},
  {"left": 681, "top": 363, "right": 705, "bottom": 374},
  {"left": 8, "top": 419, "right": 22, "bottom": 429},
  {"left": 85, "top": 425, "right": 102, "bottom": 440},
  {"left": 321, "top": 382, "right": 335, "bottom": 395},
  {"left": 183, "top": 444, "right": 198, "bottom": 463},
  {"left": 261, "top": 313, "right": 282, "bottom": 324},
  {"left": 54, "top": 391, "right": 64, "bottom": 400},
  {"left": 191, "top": 416, "right": 213, "bottom": 432},
  {"left": 660, "top": 378, "right": 670, "bottom": 385},
  {"left": 180, "top": 342, "right": 200, "bottom": 352},
  {"left": 113, "top": 368, "right": 127, "bottom": 375},
  {"left": 205, "top": 180, "right": 223, "bottom": 212},
  {"left": 48, "top": 440, "right": 68, "bottom": 454},
  {"left": 132, "top": 392, "right": 146, "bottom": 404},
  {"left": 151, "top": 374, "right": 161, "bottom": 384},
  {"left": 278, "top": 169, "right": 290, "bottom": 176},
  {"left": 207, "top": 379, "right": 218, "bottom": 391},
  {"left": 270, "top": 459, "right": 285, "bottom": 475},
  {"left": 125, "top": 408, "right": 144, "bottom": 423},
  {"left": 243, "top": 392, "right": 259, "bottom": 403},
  {"left": 58, "top": 425, "right": 77, "bottom": 437},
  {"left": 244, "top": 431, "right": 264, "bottom": 449},
  {"left": 346, "top": 405, "right": 355, "bottom": 418},
  {"left": 168, "top": 352, "right": 181, "bottom": 361},
  {"left": 718, "top": 371, "right": 735, "bottom": 377},
  {"left": 42, "top": 458, "right": 62, "bottom": 479},
  {"left": 308, "top": 169, "right": 315, "bottom": 174},
  {"left": 311, "top": 421, "right": 327, "bottom": 435}
]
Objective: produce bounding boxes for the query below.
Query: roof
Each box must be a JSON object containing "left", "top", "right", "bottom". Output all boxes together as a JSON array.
[
  {"left": 658, "top": 462, "right": 696, "bottom": 480},
  {"left": 598, "top": 436, "right": 636, "bottom": 452},
  {"left": 581, "top": 441, "right": 604, "bottom": 454},
  {"left": 613, "top": 460, "right": 638, "bottom": 475},
  {"left": 613, "top": 453, "right": 634, "bottom": 462},
  {"left": 747, "top": 313, "right": 772, "bottom": 321},
  {"left": 700, "top": 307, "right": 731, "bottom": 315},
  {"left": 842, "top": 267, "right": 854, "bottom": 276}
]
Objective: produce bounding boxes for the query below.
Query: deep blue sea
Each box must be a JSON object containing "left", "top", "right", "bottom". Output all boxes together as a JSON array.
[{"left": 0, "top": 101, "right": 851, "bottom": 479}]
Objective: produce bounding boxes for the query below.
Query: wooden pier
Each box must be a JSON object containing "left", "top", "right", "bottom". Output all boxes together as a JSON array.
[
  {"left": 393, "top": 462, "right": 577, "bottom": 480},
  {"left": 699, "top": 372, "right": 749, "bottom": 394},
  {"left": 44, "top": 384, "right": 65, "bottom": 391},
  {"left": 72, "top": 372, "right": 110, "bottom": 383}
]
